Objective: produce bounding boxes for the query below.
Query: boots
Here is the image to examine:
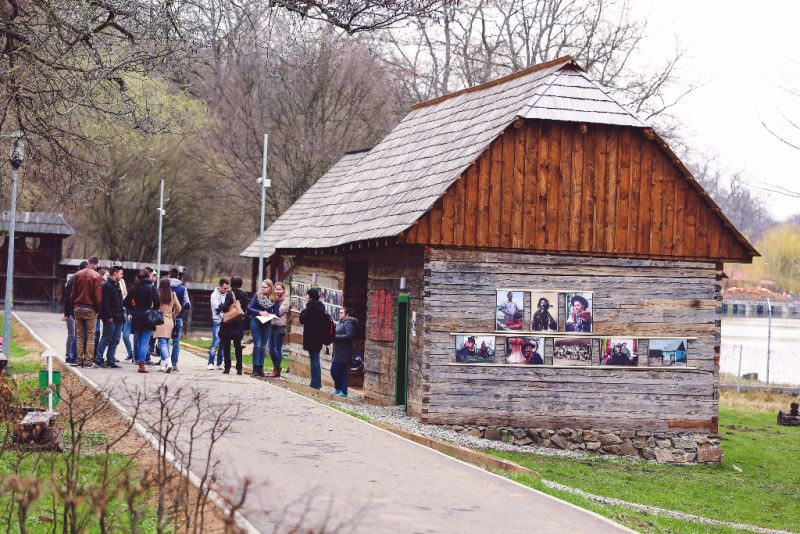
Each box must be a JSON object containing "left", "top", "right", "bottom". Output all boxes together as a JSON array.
[
  {"left": 251, "top": 365, "right": 263, "bottom": 377},
  {"left": 138, "top": 363, "right": 148, "bottom": 374},
  {"left": 268, "top": 367, "right": 281, "bottom": 378}
]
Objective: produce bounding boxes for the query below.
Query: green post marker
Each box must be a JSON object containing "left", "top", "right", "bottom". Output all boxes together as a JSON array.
[{"left": 395, "top": 287, "right": 410, "bottom": 408}]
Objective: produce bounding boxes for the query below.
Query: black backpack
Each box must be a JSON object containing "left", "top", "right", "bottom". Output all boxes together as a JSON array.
[{"left": 324, "top": 313, "right": 335, "bottom": 345}]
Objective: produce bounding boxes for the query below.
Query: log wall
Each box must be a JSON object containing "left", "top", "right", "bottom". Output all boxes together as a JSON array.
[
  {"left": 421, "top": 247, "right": 721, "bottom": 432},
  {"left": 403, "top": 120, "right": 753, "bottom": 262}
]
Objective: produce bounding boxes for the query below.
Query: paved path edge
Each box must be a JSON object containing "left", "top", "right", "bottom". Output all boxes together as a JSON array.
[{"left": 14, "top": 311, "right": 261, "bottom": 534}]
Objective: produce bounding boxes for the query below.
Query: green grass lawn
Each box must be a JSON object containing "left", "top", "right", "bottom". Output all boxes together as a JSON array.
[{"left": 490, "top": 406, "right": 800, "bottom": 532}]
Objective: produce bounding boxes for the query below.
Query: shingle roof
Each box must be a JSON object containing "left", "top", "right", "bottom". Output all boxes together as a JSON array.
[
  {"left": 241, "top": 150, "right": 368, "bottom": 258},
  {"left": 241, "top": 56, "right": 644, "bottom": 256},
  {"left": 0, "top": 211, "right": 75, "bottom": 236}
]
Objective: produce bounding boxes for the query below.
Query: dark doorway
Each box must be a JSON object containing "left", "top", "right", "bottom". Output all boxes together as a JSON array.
[{"left": 344, "top": 260, "right": 368, "bottom": 388}]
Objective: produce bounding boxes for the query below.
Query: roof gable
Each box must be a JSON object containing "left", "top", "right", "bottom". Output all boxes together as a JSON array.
[{"left": 0, "top": 211, "right": 74, "bottom": 236}]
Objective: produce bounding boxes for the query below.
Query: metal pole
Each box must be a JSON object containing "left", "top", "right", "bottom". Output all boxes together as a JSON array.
[
  {"left": 766, "top": 297, "right": 772, "bottom": 384},
  {"left": 258, "top": 133, "right": 268, "bottom": 284},
  {"left": 47, "top": 352, "right": 53, "bottom": 412},
  {"left": 156, "top": 178, "right": 164, "bottom": 278},
  {"left": 3, "top": 166, "right": 19, "bottom": 359},
  {"left": 736, "top": 344, "right": 743, "bottom": 393}
]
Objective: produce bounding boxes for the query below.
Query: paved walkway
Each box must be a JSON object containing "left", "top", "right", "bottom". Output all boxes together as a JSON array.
[{"left": 17, "top": 311, "right": 629, "bottom": 534}]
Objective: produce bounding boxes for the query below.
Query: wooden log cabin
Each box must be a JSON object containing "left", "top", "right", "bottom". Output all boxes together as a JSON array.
[{"left": 241, "top": 56, "right": 757, "bottom": 463}]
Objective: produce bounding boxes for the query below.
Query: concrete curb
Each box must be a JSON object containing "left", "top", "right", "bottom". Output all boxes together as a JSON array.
[{"left": 14, "top": 312, "right": 261, "bottom": 534}]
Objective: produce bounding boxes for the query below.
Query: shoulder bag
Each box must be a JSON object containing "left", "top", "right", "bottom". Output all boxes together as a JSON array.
[{"left": 223, "top": 292, "right": 245, "bottom": 324}]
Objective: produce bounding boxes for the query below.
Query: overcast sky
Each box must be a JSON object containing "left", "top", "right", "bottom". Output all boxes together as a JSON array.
[{"left": 634, "top": 0, "right": 800, "bottom": 220}]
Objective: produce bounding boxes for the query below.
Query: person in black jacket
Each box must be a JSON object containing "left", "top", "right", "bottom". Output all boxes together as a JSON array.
[
  {"left": 95, "top": 266, "right": 125, "bottom": 368},
  {"left": 219, "top": 276, "right": 250, "bottom": 375},
  {"left": 62, "top": 260, "right": 87, "bottom": 363},
  {"left": 123, "top": 269, "right": 159, "bottom": 374},
  {"left": 299, "top": 288, "right": 329, "bottom": 389},
  {"left": 331, "top": 308, "right": 357, "bottom": 397}
]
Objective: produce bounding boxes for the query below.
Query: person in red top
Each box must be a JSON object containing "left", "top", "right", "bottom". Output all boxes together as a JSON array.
[{"left": 70, "top": 256, "right": 103, "bottom": 367}]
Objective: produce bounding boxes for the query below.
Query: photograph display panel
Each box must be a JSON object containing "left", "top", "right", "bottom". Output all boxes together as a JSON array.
[
  {"left": 553, "top": 338, "right": 594, "bottom": 366},
  {"left": 505, "top": 337, "right": 546, "bottom": 365},
  {"left": 289, "top": 281, "right": 344, "bottom": 316},
  {"left": 530, "top": 291, "right": 559, "bottom": 332},
  {"left": 564, "top": 292, "right": 593, "bottom": 333},
  {"left": 496, "top": 290, "right": 525, "bottom": 331},
  {"left": 455, "top": 335, "right": 496, "bottom": 363},
  {"left": 648, "top": 339, "right": 688, "bottom": 367},
  {"left": 600, "top": 338, "right": 639, "bottom": 366}
]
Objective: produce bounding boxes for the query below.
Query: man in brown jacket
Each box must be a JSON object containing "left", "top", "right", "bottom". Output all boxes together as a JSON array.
[{"left": 70, "top": 256, "right": 102, "bottom": 367}]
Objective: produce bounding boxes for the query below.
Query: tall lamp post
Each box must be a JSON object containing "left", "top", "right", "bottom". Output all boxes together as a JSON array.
[
  {"left": 1, "top": 132, "right": 24, "bottom": 370},
  {"left": 156, "top": 178, "right": 165, "bottom": 277},
  {"left": 257, "top": 134, "right": 270, "bottom": 284}
]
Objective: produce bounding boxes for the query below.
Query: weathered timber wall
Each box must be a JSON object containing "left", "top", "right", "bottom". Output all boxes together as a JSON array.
[
  {"left": 403, "top": 120, "right": 752, "bottom": 262},
  {"left": 422, "top": 247, "right": 721, "bottom": 432},
  {"left": 286, "top": 257, "right": 345, "bottom": 384},
  {"left": 363, "top": 248, "right": 425, "bottom": 413}
]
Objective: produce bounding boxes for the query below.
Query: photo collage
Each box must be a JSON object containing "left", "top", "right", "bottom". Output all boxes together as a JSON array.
[
  {"left": 455, "top": 288, "right": 689, "bottom": 367},
  {"left": 289, "top": 281, "right": 344, "bottom": 321}
]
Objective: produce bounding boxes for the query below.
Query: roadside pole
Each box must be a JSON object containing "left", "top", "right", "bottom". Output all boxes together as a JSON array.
[
  {"left": 2, "top": 132, "right": 24, "bottom": 370},
  {"left": 257, "top": 133, "right": 269, "bottom": 284},
  {"left": 766, "top": 297, "right": 772, "bottom": 384}
]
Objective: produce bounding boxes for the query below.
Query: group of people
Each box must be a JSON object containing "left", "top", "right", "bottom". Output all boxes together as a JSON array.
[
  {"left": 63, "top": 258, "right": 359, "bottom": 395},
  {"left": 63, "top": 257, "right": 190, "bottom": 374}
]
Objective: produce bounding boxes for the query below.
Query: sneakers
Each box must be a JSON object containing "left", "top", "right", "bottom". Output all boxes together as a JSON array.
[
  {"left": 108, "top": 363, "right": 120, "bottom": 369},
  {"left": 208, "top": 363, "right": 215, "bottom": 370},
  {"left": 335, "top": 391, "right": 348, "bottom": 398},
  {"left": 124, "top": 355, "right": 133, "bottom": 362},
  {"left": 89, "top": 363, "right": 99, "bottom": 369},
  {"left": 165, "top": 362, "right": 173, "bottom": 374}
]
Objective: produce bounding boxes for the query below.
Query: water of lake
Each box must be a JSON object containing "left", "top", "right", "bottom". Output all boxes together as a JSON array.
[{"left": 721, "top": 317, "right": 800, "bottom": 385}]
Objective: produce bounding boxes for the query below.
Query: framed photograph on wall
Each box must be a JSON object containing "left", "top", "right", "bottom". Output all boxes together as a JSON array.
[
  {"left": 553, "top": 338, "right": 593, "bottom": 366},
  {"left": 530, "top": 291, "right": 559, "bottom": 332},
  {"left": 496, "top": 290, "right": 525, "bottom": 331},
  {"left": 648, "top": 339, "right": 688, "bottom": 367},
  {"left": 600, "top": 338, "right": 639, "bottom": 366},
  {"left": 563, "top": 292, "right": 593, "bottom": 333},
  {"left": 505, "top": 337, "right": 546, "bottom": 365},
  {"left": 455, "top": 335, "right": 496, "bottom": 363}
]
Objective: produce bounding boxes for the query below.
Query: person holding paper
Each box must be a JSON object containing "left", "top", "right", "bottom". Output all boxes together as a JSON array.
[
  {"left": 268, "top": 282, "right": 290, "bottom": 378},
  {"left": 247, "top": 279, "right": 275, "bottom": 377}
]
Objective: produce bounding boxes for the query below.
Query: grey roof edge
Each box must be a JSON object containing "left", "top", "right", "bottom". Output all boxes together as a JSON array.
[{"left": 0, "top": 211, "right": 75, "bottom": 236}]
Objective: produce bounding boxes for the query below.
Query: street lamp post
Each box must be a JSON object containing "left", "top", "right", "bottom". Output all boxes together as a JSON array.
[
  {"left": 2, "top": 132, "right": 24, "bottom": 369},
  {"left": 257, "top": 133, "right": 270, "bottom": 284},
  {"left": 156, "top": 178, "right": 165, "bottom": 278}
]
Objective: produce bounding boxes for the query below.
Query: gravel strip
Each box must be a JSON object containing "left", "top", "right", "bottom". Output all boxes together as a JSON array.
[{"left": 541, "top": 480, "right": 794, "bottom": 534}]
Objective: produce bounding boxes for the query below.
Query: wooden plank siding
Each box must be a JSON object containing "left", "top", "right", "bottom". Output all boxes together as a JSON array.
[
  {"left": 402, "top": 120, "right": 753, "bottom": 262},
  {"left": 421, "top": 247, "right": 721, "bottom": 432}
]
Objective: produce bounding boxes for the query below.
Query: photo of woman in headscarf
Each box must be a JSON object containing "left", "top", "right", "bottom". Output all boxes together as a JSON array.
[{"left": 565, "top": 293, "right": 592, "bottom": 333}]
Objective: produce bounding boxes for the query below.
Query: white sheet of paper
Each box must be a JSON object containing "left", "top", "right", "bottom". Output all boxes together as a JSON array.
[{"left": 256, "top": 313, "right": 276, "bottom": 324}]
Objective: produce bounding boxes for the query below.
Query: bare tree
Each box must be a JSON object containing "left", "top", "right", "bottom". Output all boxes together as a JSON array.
[{"left": 378, "top": 0, "right": 696, "bottom": 129}]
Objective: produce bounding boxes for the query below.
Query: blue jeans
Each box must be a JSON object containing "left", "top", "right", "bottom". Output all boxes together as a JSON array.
[
  {"left": 270, "top": 328, "right": 285, "bottom": 370},
  {"left": 93, "top": 319, "right": 102, "bottom": 360},
  {"left": 122, "top": 318, "right": 134, "bottom": 359},
  {"left": 208, "top": 321, "right": 222, "bottom": 365},
  {"left": 330, "top": 361, "right": 348, "bottom": 394},
  {"left": 65, "top": 316, "right": 76, "bottom": 362},
  {"left": 250, "top": 317, "right": 272, "bottom": 368},
  {"left": 133, "top": 329, "right": 153, "bottom": 364},
  {"left": 96, "top": 320, "right": 122, "bottom": 365},
  {"left": 308, "top": 350, "right": 321, "bottom": 389},
  {"left": 157, "top": 338, "right": 171, "bottom": 363},
  {"left": 171, "top": 318, "right": 183, "bottom": 368}
]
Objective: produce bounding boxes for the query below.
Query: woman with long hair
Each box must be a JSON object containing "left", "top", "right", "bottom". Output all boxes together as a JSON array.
[
  {"left": 122, "top": 269, "right": 159, "bottom": 373},
  {"left": 154, "top": 278, "right": 181, "bottom": 373},
  {"left": 219, "top": 276, "right": 250, "bottom": 375},
  {"left": 247, "top": 279, "right": 275, "bottom": 377},
  {"left": 267, "top": 282, "right": 290, "bottom": 378}
]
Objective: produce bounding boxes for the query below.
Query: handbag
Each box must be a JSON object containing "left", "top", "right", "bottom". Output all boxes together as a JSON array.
[
  {"left": 222, "top": 292, "right": 245, "bottom": 324},
  {"left": 146, "top": 308, "right": 164, "bottom": 327}
]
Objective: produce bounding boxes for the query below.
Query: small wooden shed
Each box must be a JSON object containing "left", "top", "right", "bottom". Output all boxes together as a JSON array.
[
  {"left": 0, "top": 211, "right": 74, "bottom": 307},
  {"left": 241, "top": 56, "right": 756, "bottom": 462}
]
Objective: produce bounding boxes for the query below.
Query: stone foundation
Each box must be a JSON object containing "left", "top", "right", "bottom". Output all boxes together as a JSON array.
[{"left": 446, "top": 425, "right": 723, "bottom": 464}]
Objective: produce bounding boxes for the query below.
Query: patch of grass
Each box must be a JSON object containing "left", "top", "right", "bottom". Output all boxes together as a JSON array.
[
  {"left": 0, "top": 450, "right": 158, "bottom": 532},
  {"left": 333, "top": 406, "right": 372, "bottom": 422},
  {"left": 63, "top": 430, "right": 110, "bottom": 450},
  {"left": 182, "top": 336, "right": 212, "bottom": 351},
  {"left": 489, "top": 403, "right": 800, "bottom": 532}
]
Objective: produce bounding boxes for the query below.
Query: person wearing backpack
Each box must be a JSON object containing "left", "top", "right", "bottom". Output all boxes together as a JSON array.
[
  {"left": 168, "top": 268, "right": 190, "bottom": 371},
  {"left": 299, "top": 287, "right": 331, "bottom": 390},
  {"left": 123, "top": 269, "right": 159, "bottom": 374},
  {"left": 331, "top": 307, "right": 357, "bottom": 397}
]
